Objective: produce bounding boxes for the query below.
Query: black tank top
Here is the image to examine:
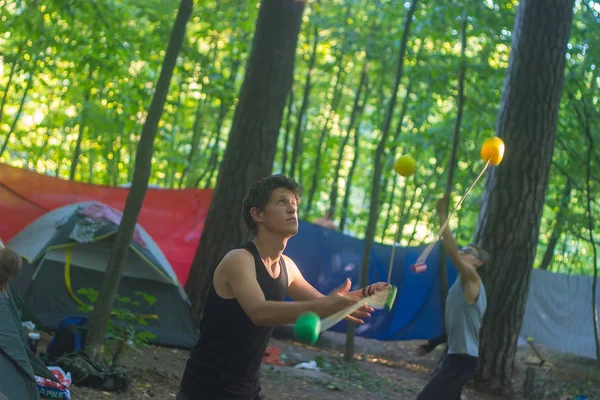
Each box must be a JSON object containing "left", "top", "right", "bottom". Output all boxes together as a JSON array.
[{"left": 179, "top": 241, "right": 288, "bottom": 399}]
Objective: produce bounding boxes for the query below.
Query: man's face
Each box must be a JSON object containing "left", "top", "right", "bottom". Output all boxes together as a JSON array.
[
  {"left": 253, "top": 188, "right": 299, "bottom": 237},
  {"left": 458, "top": 245, "right": 483, "bottom": 269}
]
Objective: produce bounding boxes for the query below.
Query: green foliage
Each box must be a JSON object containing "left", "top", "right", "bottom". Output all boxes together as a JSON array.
[
  {"left": 0, "top": 0, "right": 598, "bottom": 275},
  {"left": 76, "top": 287, "right": 158, "bottom": 367}
]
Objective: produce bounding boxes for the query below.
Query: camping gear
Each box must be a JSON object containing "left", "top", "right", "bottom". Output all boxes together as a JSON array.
[
  {"left": 35, "top": 367, "right": 72, "bottom": 399},
  {"left": 8, "top": 201, "right": 199, "bottom": 349},
  {"left": 28, "top": 331, "right": 41, "bottom": 354},
  {"left": 46, "top": 316, "right": 90, "bottom": 362},
  {"left": 54, "top": 351, "right": 130, "bottom": 392}
]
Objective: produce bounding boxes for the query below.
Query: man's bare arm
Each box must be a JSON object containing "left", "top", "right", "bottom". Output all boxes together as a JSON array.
[{"left": 223, "top": 251, "right": 354, "bottom": 326}]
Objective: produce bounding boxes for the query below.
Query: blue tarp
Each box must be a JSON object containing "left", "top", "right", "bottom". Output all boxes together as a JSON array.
[{"left": 285, "top": 220, "right": 458, "bottom": 341}]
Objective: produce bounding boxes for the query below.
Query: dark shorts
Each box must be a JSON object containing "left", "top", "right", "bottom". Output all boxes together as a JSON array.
[
  {"left": 175, "top": 392, "right": 263, "bottom": 400},
  {"left": 417, "top": 353, "right": 478, "bottom": 400}
]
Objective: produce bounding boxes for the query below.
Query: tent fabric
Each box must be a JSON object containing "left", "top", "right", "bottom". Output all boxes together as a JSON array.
[
  {"left": 284, "top": 221, "right": 459, "bottom": 340},
  {"left": 0, "top": 291, "right": 41, "bottom": 400},
  {"left": 0, "top": 163, "right": 211, "bottom": 285},
  {"left": 7, "top": 202, "right": 199, "bottom": 349},
  {"left": 519, "top": 269, "right": 600, "bottom": 360},
  {"left": 6, "top": 285, "right": 56, "bottom": 382}
]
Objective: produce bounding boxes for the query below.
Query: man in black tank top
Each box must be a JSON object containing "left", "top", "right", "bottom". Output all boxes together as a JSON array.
[{"left": 177, "top": 174, "right": 389, "bottom": 400}]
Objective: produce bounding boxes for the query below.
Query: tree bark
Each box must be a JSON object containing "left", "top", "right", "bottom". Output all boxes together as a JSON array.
[
  {"left": 185, "top": 0, "right": 306, "bottom": 317},
  {"left": 84, "top": 0, "right": 193, "bottom": 362},
  {"left": 473, "top": 0, "right": 575, "bottom": 392}
]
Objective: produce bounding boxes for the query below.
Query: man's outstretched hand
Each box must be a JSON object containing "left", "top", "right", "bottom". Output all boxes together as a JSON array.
[{"left": 345, "top": 282, "right": 390, "bottom": 325}]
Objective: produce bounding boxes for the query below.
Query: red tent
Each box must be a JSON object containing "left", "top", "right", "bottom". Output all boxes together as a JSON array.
[{"left": 0, "top": 163, "right": 212, "bottom": 285}]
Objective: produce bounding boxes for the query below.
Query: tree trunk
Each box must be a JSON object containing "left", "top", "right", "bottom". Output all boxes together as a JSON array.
[
  {"left": 473, "top": 0, "right": 575, "bottom": 391},
  {"left": 571, "top": 89, "right": 600, "bottom": 359},
  {"left": 289, "top": 23, "right": 318, "bottom": 179},
  {"left": 179, "top": 36, "right": 218, "bottom": 188},
  {"left": 538, "top": 179, "right": 573, "bottom": 270},
  {"left": 439, "top": 11, "right": 468, "bottom": 316},
  {"left": 280, "top": 86, "right": 294, "bottom": 174},
  {"left": 304, "top": 50, "right": 346, "bottom": 217},
  {"left": 179, "top": 97, "right": 204, "bottom": 188},
  {"left": 0, "top": 56, "right": 37, "bottom": 159},
  {"left": 329, "top": 60, "right": 369, "bottom": 219},
  {"left": 0, "top": 52, "right": 20, "bottom": 127},
  {"left": 381, "top": 171, "right": 399, "bottom": 240},
  {"left": 185, "top": 0, "right": 306, "bottom": 317},
  {"left": 84, "top": 0, "right": 193, "bottom": 362},
  {"left": 339, "top": 79, "right": 370, "bottom": 233},
  {"left": 199, "top": 43, "right": 245, "bottom": 188},
  {"left": 345, "top": 0, "right": 419, "bottom": 362},
  {"left": 584, "top": 126, "right": 600, "bottom": 361},
  {"left": 69, "top": 70, "right": 94, "bottom": 181}
]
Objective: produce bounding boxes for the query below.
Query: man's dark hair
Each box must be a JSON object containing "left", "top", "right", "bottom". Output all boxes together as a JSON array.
[{"left": 242, "top": 174, "right": 302, "bottom": 235}]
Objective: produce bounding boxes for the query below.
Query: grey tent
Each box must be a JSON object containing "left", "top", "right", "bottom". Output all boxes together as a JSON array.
[{"left": 8, "top": 201, "right": 199, "bottom": 349}]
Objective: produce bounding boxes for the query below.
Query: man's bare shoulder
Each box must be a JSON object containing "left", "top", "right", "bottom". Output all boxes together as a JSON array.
[
  {"left": 281, "top": 253, "right": 297, "bottom": 266},
  {"left": 216, "top": 248, "right": 256, "bottom": 275}
]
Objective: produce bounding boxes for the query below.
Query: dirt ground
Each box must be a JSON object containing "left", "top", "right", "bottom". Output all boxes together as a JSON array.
[{"left": 37, "top": 330, "right": 599, "bottom": 400}]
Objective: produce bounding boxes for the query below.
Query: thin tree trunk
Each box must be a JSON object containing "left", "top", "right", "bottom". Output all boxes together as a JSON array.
[
  {"left": 289, "top": 23, "right": 318, "bottom": 179},
  {"left": 280, "top": 86, "right": 294, "bottom": 174},
  {"left": 0, "top": 56, "right": 37, "bottom": 158},
  {"left": 379, "top": 80, "right": 414, "bottom": 241},
  {"left": 185, "top": 0, "right": 306, "bottom": 316},
  {"left": 473, "top": 0, "right": 575, "bottom": 391},
  {"left": 339, "top": 80, "right": 371, "bottom": 232},
  {"left": 571, "top": 91, "right": 600, "bottom": 359},
  {"left": 180, "top": 98, "right": 204, "bottom": 188},
  {"left": 0, "top": 53, "right": 20, "bottom": 127},
  {"left": 408, "top": 188, "right": 426, "bottom": 245},
  {"left": 329, "top": 60, "right": 369, "bottom": 219},
  {"left": 69, "top": 69, "right": 94, "bottom": 181},
  {"left": 381, "top": 172, "right": 399, "bottom": 240},
  {"left": 84, "top": 0, "right": 193, "bottom": 362},
  {"left": 346, "top": 0, "right": 419, "bottom": 362},
  {"left": 195, "top": 45, "right": 244, "bottom": 188},
  {"left": 201, "top": 37, "right": 245, "bottom": 188},
  {"left": 539, "top": 179, "right": 573, "bottom": 270},
  {"left": 88, "top": 147, "right": 95, "bottom": 183},
  {"left": 439, "top": 11, "right": 468, "bottom": 318},
  {"left": 179, "top": 36, "right": 218, "bottom": 188},
  {"left": 304, "top": 50, "right": 346, "bottom": 217}
]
